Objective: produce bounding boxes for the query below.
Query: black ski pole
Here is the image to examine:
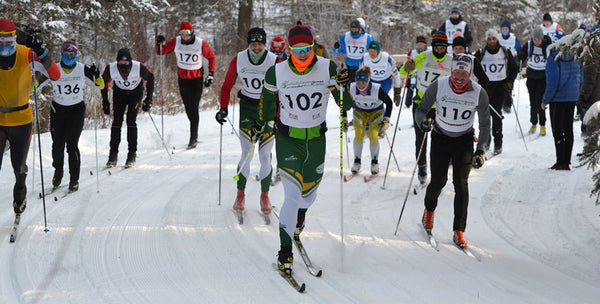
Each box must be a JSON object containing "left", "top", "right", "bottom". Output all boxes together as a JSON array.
[
  {"left": 381, "top": 77, "right": 409, "bottom": 189},
  {"left": 218, "top": 124, "right": 222, "bottom": 206},
  {"left": 147, "top": 111, "right": 173, "bottom": 159}
]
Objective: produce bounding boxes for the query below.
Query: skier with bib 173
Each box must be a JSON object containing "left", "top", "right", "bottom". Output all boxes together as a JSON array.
[
  {"left": 101, "top": 48, "right": 154, "bottom": 168},
  {"left": 416, "top": 54, "right": 490, "bottom": 248},
  {"left": 438, "top": 6, "right": 473, "bottom": 56},
  {"left": 257, "top": 24, "right": 353, "bottom": 276},
  {"left": 215, "top": 27, "right": 278, "bottom": 217},
  {"left": 333, "top": 19, "right": 374, "bottom": 81},
  {"left": 156, "top": 21, "right": 217, "bottom": 149}
]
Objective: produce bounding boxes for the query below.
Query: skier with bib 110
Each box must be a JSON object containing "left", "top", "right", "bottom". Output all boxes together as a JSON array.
[
  {"left": 438, "top": 6, "right": 473, "bottom": 56},
  {"left": 156, "top": 21, "right": 216, "bottom": 149},
  {"left": 257, "top": 24, "right": 353, "bottom": 275},
  {"left": 333, "top": 19, "right": 374, "bottom": 81},
  {"left": 101, "top": 48, "right": 154, "bottom": 168},
  {"left": 40, "top": 39, "right": 105, "bottom": 192},
  {"left": 215, "top": 27, "right": 278, "bottom": 217},
  {"left": 400, "top": 31, "right": 452, "bottom": 186},
  {"left": 345, "top": 65, "right": 393, "bottom": 176},
  {"left": 0, "top": 18, "right": 60, "bottom": 217},
  {"left": 417, "top": 54, "right": 490, "bottom": 248}
]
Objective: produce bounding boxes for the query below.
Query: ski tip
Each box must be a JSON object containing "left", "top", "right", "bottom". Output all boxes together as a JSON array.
[
  {"left": 54, "top": 197, "right": 58, "bottom": 202},
  {"left": 363, "top": 176, "right": 368, "bottom": 183},
  {"left": 316, "top": 270, "right": 323, "bottom": 277},
  {"left": 9, "top": 237, "right": 15, "bottom": 243},
  {"left": 298, "top": 283, "right": 306, "bottom": 293},
  {"left": 38, "top": 193, "right": 42, "bottom": 199},
  {"left": 413, "top": 188, "right": 417, "bottom": 195},
  {"left": 44, "top": 228, "right": 50, "bottom": 233},
  {"left": 89, "top": 170, "right": 93, "bottom": 176}
]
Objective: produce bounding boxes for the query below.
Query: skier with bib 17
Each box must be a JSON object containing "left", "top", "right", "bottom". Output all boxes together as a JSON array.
[{"left": 257, "top": 24, "right": 353, "bottom": 275}]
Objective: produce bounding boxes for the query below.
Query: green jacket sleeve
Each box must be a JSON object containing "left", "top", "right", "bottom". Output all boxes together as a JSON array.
[
  {"left": 328, "top": 60, "right": 353, "bottom": 111},
  {"left": 258, "top": 65, "right": 278, "bottom": 125}
]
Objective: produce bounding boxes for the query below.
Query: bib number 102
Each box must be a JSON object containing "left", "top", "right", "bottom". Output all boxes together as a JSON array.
[{"left": 284, "top": 92, "right": 323, "bottom": 110}]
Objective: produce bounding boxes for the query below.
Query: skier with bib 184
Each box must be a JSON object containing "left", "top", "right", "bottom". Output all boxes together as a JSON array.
[
  {"left": 40, "top": 39, "right": 105, "bottom": 192},
  {"left": 333, "top": 19, "right": 374, "bottom": 81},
  {"left": 156, "top": 21, "right": 216, "bottom": 149},
  {"left": 400, "top": 31, "right": 452, "bottom": 186},
  {"left": 438, "top": 6, "right": 473, "bottom": 56},
  {"left": 101, "top": 48, "right": 154, "bottom": 168},
  {"left": 417, "top": 54, "right": 490, "bottom": 248},
  {"left": 345, "top": 66, "right": 393, "bottom": 176},
  {"left": 257, "top": 24, "right": 353, "bottom": 276},
  {"left": 215, "top": 27, "right": 278, "bottom": 217},
  {"left": 474, "top": 29, "right": 518, "bottom": 155},
  {"left": 0, "top": 18, "right": 60, "bottom": 218}
]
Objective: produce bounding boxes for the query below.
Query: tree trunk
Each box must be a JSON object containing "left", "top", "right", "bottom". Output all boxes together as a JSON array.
[{"left": 237, "top": 0, "right": 253, "bottom": 50}]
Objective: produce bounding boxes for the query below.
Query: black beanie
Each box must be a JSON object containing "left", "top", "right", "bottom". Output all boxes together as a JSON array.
[
  {"left": 117, "top": 48, "right": 132, "bottom": 62},
  {"left": 543, "top": 13, "right": 552, "bottom": 22},
  {"left": 247, "top": 27, "right": 267, "bottom": 44},
  {"left": 452, "top": 36, "right": 467, "bottom": 49}
]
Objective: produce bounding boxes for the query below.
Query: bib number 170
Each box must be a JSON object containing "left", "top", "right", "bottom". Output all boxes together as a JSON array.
[{"left": 284, "top": 92, "right": 323, "bottom": 111}]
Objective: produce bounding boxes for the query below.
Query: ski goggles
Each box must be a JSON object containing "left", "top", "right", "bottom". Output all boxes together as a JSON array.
[
  {"left": 289, "top": 43, "right": 314, "bottom": 54},
  {"left": 0, "top": 32, "right": 16, "bottom": 43},
  {"left": 61, "top": 43, "right": 78, "bottom": 54},
  {"left": 272, "top": 51, "right": 283, "bottom": 55},
  {"left": 179, "top": 29, "right": 193, "bottom": 36},
  {"left": 355, "top": 72, "right": 370, "bottom": 82},
  {"left": 249, "top": 34, "right": 264, "bottom": 43}
]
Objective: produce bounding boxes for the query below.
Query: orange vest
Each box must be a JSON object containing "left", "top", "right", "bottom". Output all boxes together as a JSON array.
[{"left": 0, "top": 44, "right": 33, "bottom": 126}]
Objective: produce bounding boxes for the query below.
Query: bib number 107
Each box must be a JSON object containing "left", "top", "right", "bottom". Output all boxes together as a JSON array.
[{"left": 284, "top": 92, "right": 323, "bottom": 110}]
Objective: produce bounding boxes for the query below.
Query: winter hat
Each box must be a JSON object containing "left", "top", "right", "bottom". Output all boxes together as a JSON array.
[
  {"left": 579, "top": 23, "right": 588, "bottom": 31},
  {"left": 0, "top": 19, "right": 17, "bottom": 57},
  {"left": 288, "top": 24, "right": 313, "bottom": 46},
  {"left": 431, "top": 31, "right": 448, "bottom": 47},
  {"left": 486, "top": 29, "right": 499, "bottom": 39},
  {"left": 0, "top": 18, "right": 16, "bottom": 34},
  {"left": 116, "top": 48, "right": 132, "bottom": 62},
  {"left": 416, "top": 35, "right": 427, "bottom": 44},
  {"left": 350, "top": 19, "right": 361, "bottom": 29},
  {"left": 368, "top": 40, "right": 380, "bottom": 53},
  {"left": 357, "top": 18, "right": 366, "bottom": 29},
  {"left": 451, "top": 7, "right": 460, "bottom": 15},
  {"left": 452, "top": 36, "right": 467, "bottom": 49},
  {"left": 271, "top": 36, "right": 286, "bottom": 52},
  {"left": 451, "top": 54, "right": 473, "bottom": 75},
  {"left": 179, "top": 21, "right": 193, "bottom": 32},
  {"left": 543, "top": 13, "right": 552, "bottom": 22},
  {"left": 532, "top": 27, "right": 544, "bottom": 40},
  {"left": 500, "top": 20, "right": 511, "bottom": 31},
  {"left": 247, "top": 27, "right": 267, "bottom": 44}
]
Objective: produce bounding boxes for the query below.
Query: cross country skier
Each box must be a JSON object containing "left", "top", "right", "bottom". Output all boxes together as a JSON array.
[
  {"left": 498, "top": 21, "right": 520, "bottom": 57},
  {"left": 400, "top": 31, "right": 452, "bottom": 185},
  {"left": 404, "top": 35, "right": 429, "bottom": 108},
  {"left": 101, "top": 48, "right": 154, "bottom": 168},
  {"left": 333, "top": 19, "right": 374, "bottom": 81},
  {"left": 216, "top": 27, "right": 278, "bottom": 216},
  {"left": 345, "top": 66, "right": 393, "bottom": 175},
  {"left": 438, "top": 7, "right": 473, "bottom": 55},
  {"left": 361, "top": 40, "right": 401, "bottom": 97},
  {"left": 156, "top": 21, "right": 217, "bottom": 149},
  {"left": 474, "top": 29, "right": 518, "bottom": 155},
  {"left": 0, "top": 18, "right": 60, "bottom": 216},
  {"left": 257, "top": 24, "right": 353, "bottom": 275},
  {"left": 452, "top": 36, "right": 489, "bottom": 89},
  {"left": 540, "top": 13, "right": 564, "bottom": 43},
  {"left": 270, "top": 35, "right": 288, "bottom": 61},
  {"left": 417, "top": 54, "right": 490, "bottom": 247},
  {"left": 40, "top": 39, "right": 105, "bottom": 192},
  {"left": 517, "top": 27, "right": 552, "bottom": 136}
]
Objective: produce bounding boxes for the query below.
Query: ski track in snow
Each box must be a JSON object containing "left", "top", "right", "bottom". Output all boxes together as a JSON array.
[{"left": 0, "top": 80, "right": 599, "bottom": 303}]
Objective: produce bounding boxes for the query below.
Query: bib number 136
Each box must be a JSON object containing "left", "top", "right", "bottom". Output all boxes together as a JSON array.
[{"left": 284, "top": 92, "right": 323, "bottom": 110}]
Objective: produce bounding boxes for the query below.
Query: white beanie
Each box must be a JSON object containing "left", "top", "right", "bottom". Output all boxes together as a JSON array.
[{"left": 486, "top": 29, "right": 499, "bottom": 39}]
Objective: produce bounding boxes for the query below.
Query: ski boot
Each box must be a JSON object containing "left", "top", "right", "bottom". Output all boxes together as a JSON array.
[
  {"left": 421, "top": 208, "right": 434, "bottom": 230},
  {"left": 68, "top": 181, "right": 79, "bottom": 192},
  {"left": 13, "top": 200, "right": 26, "bottom": 216},
  {"left": 351, "top": 158, "right": 361, "bottom": 174},
  {"left": 125, "top": 152, "right": 136, "bottom": 168},
  {"left": 417, "top": 165, "right": 427, "bottom": 184},
  {"left": 52, "top": 177, "right": 61, "bottom": 191},
  {"left": 106, "top": 152, "right": 118, "bottom": 168},
  {"left": 260, "top": 191, "right": 272, "bottom": 215},
  {"left": 277, "top": 247, "right": 294, "bottom": 275},
  {"left": 540, "top": 126, "right": 546, "bottom": 136},
  {"left": 371, "top": 159, "right": 379, "bottom": 175},
  {"left": 493, "top": 146, "right": 502, "bottom": 156},
  {"left": 528, "top": 125, "right": 537, "bottom": 134},
  {"left": 233, "top": 189, "right": 245, "bottom": 212},
  {"left": 187, "top": 138, "right": 198, "bottom": 149},
  {"left": 453, "top": 230, "right": 468, "bottom": 247}
]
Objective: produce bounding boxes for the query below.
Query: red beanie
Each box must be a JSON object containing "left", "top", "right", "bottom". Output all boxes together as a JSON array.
[
  {"left": 271, "top": 36, "right": 286, "bottom": 52},
  {"left": 180, "top": 21, "right": 193, "bottom": 31},
  {"left": 0, "top": 18, "right": 16, "bottom": 34},
  {"left": 288, "top": 25, "right": 313, "bottom": 46}
]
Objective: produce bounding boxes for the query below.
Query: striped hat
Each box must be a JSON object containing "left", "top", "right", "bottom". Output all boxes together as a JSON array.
[
  {"left": 431, "top": 31, "right": 448, "bottom": 47},
  {"left": 288, "top": 24, "right": 313, "bottom": 46}
]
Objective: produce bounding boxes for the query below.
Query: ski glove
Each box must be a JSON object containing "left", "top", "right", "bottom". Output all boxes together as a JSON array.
[
  {"left": 420, "top": 118, "right": 433, "bottom": 132},
  {"left": 342, "top": 117, "right": 348, "bottom": 133},
  {"left": 393, "top": 88, "right": 402, "bottom": 106},
  {"left": 102, "top": 100, "right": 110, "bottom": 115},
  {"left": 156, "top": 35, "right": 166, "bottom": 44},
  {"left": 26, "top": 35, "right": 46, "bottom": 58},
  {"left": 251, "top": 121, "right": 265, "bottom": 142},
  {"left": 404, "top": 59, "right": 416, "bottom": 73},
  {"left": 380, "top": 117, "right": 390, "bottom": 132},
  {"left": 215, "top": 108, "right": 228, "bottom": 125},
  {"left": 472, "top": 150, "right": 485, "bottom": 169},
  {"left": 334, "top": 41, "right": 340, "bottom": 49},
  {"left": 142, "top": 97, "right": 151, "bottom": 112},
  {"left": 336, "top": 69, "right": 350, "bottom": 91},
  {"left": 204, "top": 71, "right": 214, "bottom": 87}
]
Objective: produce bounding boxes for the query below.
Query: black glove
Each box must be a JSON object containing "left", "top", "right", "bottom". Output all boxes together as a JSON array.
[
  {"left": 251, "top": 120, "right": 265, "bottom": 142},
  {"left": 204, "top": 71, "right": 214, "bottom": 87},
  {"left": 91, "top": 64, "right": 100, "bottom": 79},
  {"left": 420, "top": 118, "right": 433, "bottom": 132},
  {"left": 102, "top": 100, "right": 110, "bottom": 115},
  {"left": 336, "top": 68, "right": 350, "bottom": 90},
  {"left": 334, "top": 41, "right": 340, "bottom": 49},
  {"left": 393, "top": 88, "right": 401, "bottom": 107},
  {"left": 472, "top": 150, "right": 485, "bottom": 169},
  {"left": 26, "top": 35, "right": 46, "bottom": 58},
  {"left": 342, "top": 117, "right": 348, "bottom": 133},
  {"left": 156, "top": 35, "right": 166, "bottom": 44},
  {"left": 142, "top": 97, "right": 151, "bottom": 112},
  {"left": 215, "top": 108, "right": 228, "bottom": 125}
]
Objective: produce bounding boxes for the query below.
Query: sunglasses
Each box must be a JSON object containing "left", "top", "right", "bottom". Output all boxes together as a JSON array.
[
  {"left": 61, "top": 44, "right": 78, "bottom": 54},
  {"left": 355, "top": 73, "right": 370, "bottom": 82},
  {"left": 272, "top": 51, "right": 283, "bottom": 55},
  {"left": 289, "top": 43, "right": 314, "bottom": 54},
  {"left": 179, "top": 29, "right": 192, "bottom": 36},
  {"left": 250, "top": 34, "right": 264, "bottom": 42}
]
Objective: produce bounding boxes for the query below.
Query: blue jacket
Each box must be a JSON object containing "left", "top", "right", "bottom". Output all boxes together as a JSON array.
[{"left": 542, "top": 50, "right": 582, "bottom": 104}]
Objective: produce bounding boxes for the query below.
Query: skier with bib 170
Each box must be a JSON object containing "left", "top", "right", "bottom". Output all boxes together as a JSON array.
[
  {"left": 101, "top": 48, "right": 154, "bottom": 168},
  {"left": 345, "top": 65, "right": 393, "bottom": 176},
  {"left": 417, "top": 54, "right": 490, "bottom": 248},
  {"left": 215, "top": 27, "right": 278, "bottom": 217},
  {"left": 40, "top": 39, "right": 105, "bottom": 192},
  {"left": 156, "top": 21, "right": 216, "bottom": 149},
  {"left": 333, "top": 19, "right": 374, "bottom": 81},
  {"left": 0, "top": 18, "right": 60, "bottom": 217},
  {"left": 257, "top": 24, "right": 353, "bottom": 275},
  {"left": 400, "top": 31, "right": 452, "bottom": 186}
]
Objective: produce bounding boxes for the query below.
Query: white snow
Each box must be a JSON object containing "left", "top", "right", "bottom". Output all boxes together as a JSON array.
[{"left": 1, "top": 80, "right": 599, "bottom": 303}]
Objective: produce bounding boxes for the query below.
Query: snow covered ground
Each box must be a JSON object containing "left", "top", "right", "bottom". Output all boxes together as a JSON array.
[{"left": 1, "top": 80, "right": 599, "bottom": 303}]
